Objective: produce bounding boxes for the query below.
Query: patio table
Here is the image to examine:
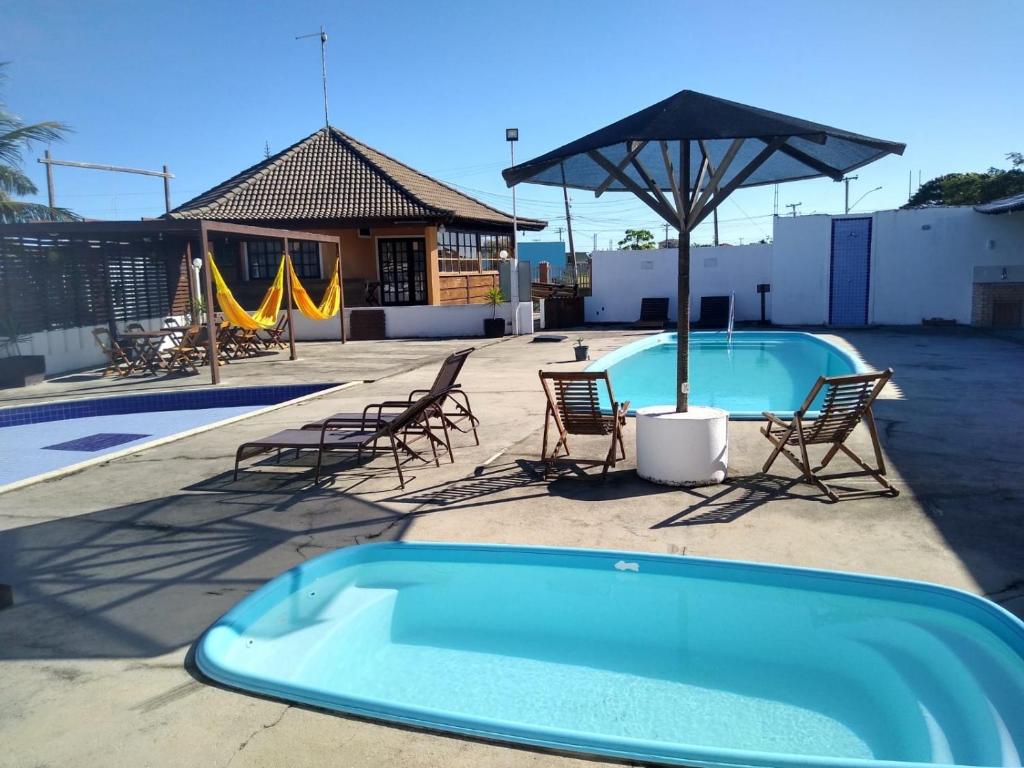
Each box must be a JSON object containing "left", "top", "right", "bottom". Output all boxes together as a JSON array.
[{"left": 118, "top": 329, "right": 176, "bottom": 375}]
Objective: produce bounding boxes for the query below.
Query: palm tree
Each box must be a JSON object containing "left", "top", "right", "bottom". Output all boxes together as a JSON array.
[{"left": 0, "top": 63, "right": 78, "bottom": 223}]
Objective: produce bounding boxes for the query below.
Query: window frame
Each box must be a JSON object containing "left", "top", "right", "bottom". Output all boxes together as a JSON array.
[
  {"left": 437, "top": 229, "right": 511, "bottom": 275},
  {"left": 245, "top": 240, "right": 322, "bottom": 281}
]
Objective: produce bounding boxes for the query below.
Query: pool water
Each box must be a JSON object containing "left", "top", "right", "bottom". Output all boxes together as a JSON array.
[
  {"left": 0, "top": 383, "right": 338, "bottom": 489},
  {"left": 589, "top": 331, "right": 861, "bottom": 418},
  {"left": 197, "top": 543, "right": 1024, "bottom": 768}
]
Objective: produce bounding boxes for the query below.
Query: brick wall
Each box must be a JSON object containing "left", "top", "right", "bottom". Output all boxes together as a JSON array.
[{"left": 972, "top": 282, "right": 1024, "bottom": 327}]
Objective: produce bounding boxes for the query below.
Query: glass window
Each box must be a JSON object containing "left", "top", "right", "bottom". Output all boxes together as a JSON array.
[
  {"left": 437, "top": 230, "right": 509, "bottom": 274},
  {"left": 246, "top": 240, "right": 321, "bottom": 280}
]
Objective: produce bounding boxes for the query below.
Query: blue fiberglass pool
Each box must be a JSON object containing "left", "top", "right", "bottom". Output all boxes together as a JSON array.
[
  {"left": 197, "top": 542, "right": 1024, "bottom": 768},
  {"left": 587, "top": 331, "right": 863, "bottom": 419}
]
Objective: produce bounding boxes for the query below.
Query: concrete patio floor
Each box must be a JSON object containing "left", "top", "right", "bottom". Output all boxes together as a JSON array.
[{"left": 1, "top": 328, "right": 1022, "bottom": 768}]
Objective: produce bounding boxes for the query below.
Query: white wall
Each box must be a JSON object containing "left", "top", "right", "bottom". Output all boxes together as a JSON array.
[
  {"left": 870, "top": 207, "right": 1024, "bottom": 324},
  {"left": 16, "top": 315, "right": 173, "bottom": 377},
  {"left": 771, "top": 208, "right": 1024, "bottom": 326},
  {"left": 770, "top": 215, "right": 833, "bottom": 325},
  {"left": 586, "top": 244, "right": 771, "bottom": 323},
  {"left": 290, "top": 302, "right": 533, "bottom": 341}
]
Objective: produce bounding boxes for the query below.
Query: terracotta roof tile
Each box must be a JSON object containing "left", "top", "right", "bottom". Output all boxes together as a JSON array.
[{"left": 167, "top": 127, "right": 546, "bottom": 230}]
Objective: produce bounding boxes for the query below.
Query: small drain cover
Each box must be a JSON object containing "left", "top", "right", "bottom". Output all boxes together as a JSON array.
[{"left": 43, "top": 433, "right": 150, "bottom": 452}]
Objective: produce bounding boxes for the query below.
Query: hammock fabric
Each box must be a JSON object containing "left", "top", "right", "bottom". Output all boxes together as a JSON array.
[
  {"left": 208, "top": 254, "right": 285, "bottom": 330},
  {"left": 287, "top": 256, "right": 341, "bottom": 321}
]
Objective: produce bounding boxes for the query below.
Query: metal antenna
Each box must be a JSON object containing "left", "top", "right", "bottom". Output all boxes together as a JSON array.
[{"left": 296, "top": 25, "right": 329, "bottom": 127}]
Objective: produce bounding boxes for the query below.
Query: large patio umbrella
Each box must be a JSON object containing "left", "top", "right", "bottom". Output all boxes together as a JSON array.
[{"left": 503, "top": 89, "right": 905, "bottom": 412}]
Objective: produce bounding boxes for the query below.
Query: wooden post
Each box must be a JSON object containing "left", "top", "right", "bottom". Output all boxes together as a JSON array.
[
  {"left": 336, "top": 246, "right": 346, "bottom": 343},
  {"left": 677, "top": 142, "right": 691, "bottom": 413},
  {"left": 163, "top": 165, "right": 172, "bottom": 213},
  {"left": 200, "top": 224, "right": 220, "bottom": 385},
  {"left": 44, "top": 149, "right": 56, "bottom": 209},
  {"left": 283, "top": 238, "right": 297, "bottom": 361}
]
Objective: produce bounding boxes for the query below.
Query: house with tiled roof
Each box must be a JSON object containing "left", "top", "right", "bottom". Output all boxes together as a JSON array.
[{"left": 167, "top": 127, "right": 545, "bottom": 307}]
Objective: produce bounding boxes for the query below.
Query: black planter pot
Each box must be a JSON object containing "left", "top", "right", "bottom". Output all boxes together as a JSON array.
[
  {"left": 574, "top": 346, "right": 589, "bottom": 362},
  {"left": 483, "top": 318, "right": 505, "bottom": 338},
  {"left": 0, "top": 355, "right": 45, "bottom": 389}
]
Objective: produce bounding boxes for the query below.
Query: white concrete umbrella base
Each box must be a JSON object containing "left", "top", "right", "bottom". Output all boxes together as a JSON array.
[{"left": 635, "top": 405, "right": 729, "bottom": 486}]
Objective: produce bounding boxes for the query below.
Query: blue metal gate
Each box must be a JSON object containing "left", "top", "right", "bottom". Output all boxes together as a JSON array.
[{"left": 829, "top": 217, "right": 872, "bottom": 325}]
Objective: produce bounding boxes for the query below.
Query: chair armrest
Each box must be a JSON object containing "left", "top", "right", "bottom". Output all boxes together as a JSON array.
[{"left": 762, "top": 411, "right": 790, "bottom": 428}]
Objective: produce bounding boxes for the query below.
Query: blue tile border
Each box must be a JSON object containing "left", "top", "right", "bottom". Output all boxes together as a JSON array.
[{"left": 0, "top": 383, "right": 338, "bottom": 429}]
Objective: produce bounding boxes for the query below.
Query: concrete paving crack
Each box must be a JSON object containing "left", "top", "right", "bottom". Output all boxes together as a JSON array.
[{"left": 226, "top": 705, "right": 291, "bottom": 767}]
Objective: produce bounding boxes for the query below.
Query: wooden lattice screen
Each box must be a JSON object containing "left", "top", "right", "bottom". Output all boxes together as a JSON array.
[{"left": 0, "top": 234, "right": 190, "bottom": 334}]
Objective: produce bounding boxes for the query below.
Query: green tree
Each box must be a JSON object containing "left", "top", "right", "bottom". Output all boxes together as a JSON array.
[
  {"left": 904, "top": 153, "right": 1024, "bottom": 208},
  {"left": 617, "top": 228, "right": 656, "bottom": 250},
  {"left": 0, "top": 63, "right": 78, "bottom": 223}
]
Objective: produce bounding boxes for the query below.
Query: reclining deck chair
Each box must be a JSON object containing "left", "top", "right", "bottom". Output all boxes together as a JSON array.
[
  {"left": 761, "top": 369, "right": 897, "bottom": 502},
  {"left": 303, "top": 348, "right": 479, "bottom": 443},
  {"left": 234, "top": 391, "right": 451, "bottom": 489},
  {"left": 632, "top": 297, "right": 670, "bottom": 329},
  {"left": 539, "top": 371, "right": 629, "bottom": 477}
]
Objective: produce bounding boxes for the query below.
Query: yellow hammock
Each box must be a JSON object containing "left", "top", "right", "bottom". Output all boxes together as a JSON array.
[
  {"left": 208, "top": 254, "right": 285, "bottom": 330},
  {"left": 287, "top": 256, "right": 341, "bottom": 320}
]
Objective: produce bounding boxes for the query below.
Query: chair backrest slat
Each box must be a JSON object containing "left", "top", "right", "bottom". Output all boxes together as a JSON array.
[
  {"left": 540, "top": 371, "right": 616, "bottom": 436},
  {"left": 639, "top": 297, "right": 669, "bottom": 321},
  {"left": 801, "top": 369, "right": 892, "bottom": 444}
]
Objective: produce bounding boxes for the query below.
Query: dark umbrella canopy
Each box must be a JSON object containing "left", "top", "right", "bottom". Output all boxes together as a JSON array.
[
  {"left": 503, "top": 90, "right": 904, "bottom": 413},
  {"left": 502, "top": 90, "right": 905, "bottom": 197}
]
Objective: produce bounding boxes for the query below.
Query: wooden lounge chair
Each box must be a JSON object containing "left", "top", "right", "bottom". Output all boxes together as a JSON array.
[
  {"left": 539, "top": 371, "right": 629, "bottom": 477},
  {"left": 694, "top": 295, "right": 730, "bottom": 329},
  {"left": 234, "top": 392, "right": 451, "bottom": 489},
  {"left": 303, "top": 348, "right": 479, "bottom": 444},
  {"left": 91, "top": 327, "right": 134, "bottom": 376},
  {"left": 633, "top": 297, "right": 669, "bottom": 329},
  {"left": 761, "top": 369, "right": 898, "bottom": 503}
]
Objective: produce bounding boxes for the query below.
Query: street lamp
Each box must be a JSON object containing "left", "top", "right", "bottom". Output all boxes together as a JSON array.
[
  {"left": 848, "top": 186, "right": 883, "bottom": 213},
  {"left": 505, "top": 129, "right": 519, "bottom": 335}
]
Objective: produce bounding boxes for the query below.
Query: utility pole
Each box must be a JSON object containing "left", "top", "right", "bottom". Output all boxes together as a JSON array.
[
  {"left": 592, "top": 233, "right": 597, "bottom": 252},
  {"left": 296, "top": 25, "right": 330, "bottom": 127},
  {"left": 713, "top": 209, "right": 719, "bottom": 246},
  {"left": 663, "top": 222, "right": 670, "bottom": 242},
  {"left": 786, "top": 202, "right": 802, "bottom": 217},
  {"left": 559, "top": 163, "right": 578, "bottom": 284},
  {"left": 773, "top": 184, "right": 779, "bottom": 217},
  {"left": 838, "top": 175, "right": 858, "bottom": 214},
  {"left": 556, "top": 226, "right": 564, "bottom": 241}
]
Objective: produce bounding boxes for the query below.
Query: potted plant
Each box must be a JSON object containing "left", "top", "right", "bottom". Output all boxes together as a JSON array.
[
  {"left": 0, "top": 315, "right": 45, "bottom": 388},
  {"left": 482, "top": 287, "right": 506, "bottom": 338},
  {"left": 574, "top": 336, "right": 589, "bottom": 362}
]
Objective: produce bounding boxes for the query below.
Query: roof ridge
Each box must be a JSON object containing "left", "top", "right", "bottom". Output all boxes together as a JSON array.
[
  {"left": 168, "top": 129, "right": 328, "bottom": 217},
  {"left": 335, "top": 128, "right": 545, "bottom": 225}
]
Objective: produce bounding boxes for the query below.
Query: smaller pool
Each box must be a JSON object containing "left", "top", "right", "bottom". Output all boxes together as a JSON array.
[
  {"left": 0, "top": 383, "right": 339, "bottom": 490},
  {"left": 588, "top": 331, "right": 863, "bottom": 419}
]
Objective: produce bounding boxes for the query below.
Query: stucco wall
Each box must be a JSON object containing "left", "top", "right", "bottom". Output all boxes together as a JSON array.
[
  {"left": 770, "top": 215, "right": 833, "bottom": 325},
  {"left": 585, "top": 244, "right": 771, "bottom": 323},
  {"left": 289, "top": 302, "right": 533, "bottom": 341}
]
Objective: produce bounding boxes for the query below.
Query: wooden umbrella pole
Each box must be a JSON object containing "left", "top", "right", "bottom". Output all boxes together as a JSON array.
[{"left": 676, "top": 142, "right": 691, "bottom": 412}]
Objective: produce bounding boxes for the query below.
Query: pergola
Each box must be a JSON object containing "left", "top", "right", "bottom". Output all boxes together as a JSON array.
[{"left": 0, "top": 219, "right": 343, "bottom": 385}]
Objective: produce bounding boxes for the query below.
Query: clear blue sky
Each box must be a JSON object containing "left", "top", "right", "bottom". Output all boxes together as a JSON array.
[{"left": 5, "top": 0, "right": 1022, "bottom": 248}]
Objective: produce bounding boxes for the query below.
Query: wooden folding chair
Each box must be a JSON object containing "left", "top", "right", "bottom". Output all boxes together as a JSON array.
[
  {"left": 91, "top": 327, "right": 134, "bottom": 377},
  {"left": 259, "top": 314, "right": 288, "bottom": 350},
  {"left": 761, "top": 369, "right": 898, "bottom": 503},
  {"left": 539, "top": 371, "right": 629, "bottom": 477}
]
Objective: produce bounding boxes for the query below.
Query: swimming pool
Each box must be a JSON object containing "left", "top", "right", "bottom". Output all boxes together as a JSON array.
[
  {"left": 588, "top": 331, "right": 863, "bottom": 419},
  {"left": 197, "top": 542, "right": 1024, "bottom": 768},
  {"left": 0, "top": 383, "right": 342, "bottom": 490}
]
